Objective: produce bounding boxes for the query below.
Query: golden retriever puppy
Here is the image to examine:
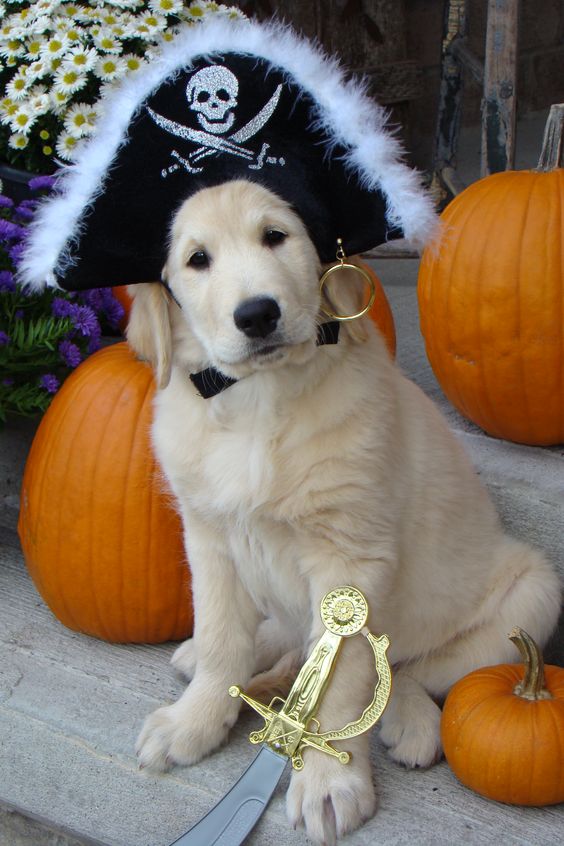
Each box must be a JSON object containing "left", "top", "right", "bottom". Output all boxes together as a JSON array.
[{"left": 128, "top": 179, "right": 560, "bottom": 844}]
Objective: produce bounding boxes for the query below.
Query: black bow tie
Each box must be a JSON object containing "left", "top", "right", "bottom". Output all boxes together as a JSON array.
[{"left": 189, "top": 321, "right": 340, "bottom": 399}]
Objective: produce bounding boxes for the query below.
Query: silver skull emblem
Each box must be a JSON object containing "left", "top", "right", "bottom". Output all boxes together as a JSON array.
[{"left": 187, "top": 66, "right": 239, "bottom": 135}]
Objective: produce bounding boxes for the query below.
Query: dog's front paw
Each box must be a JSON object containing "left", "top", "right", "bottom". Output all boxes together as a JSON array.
[
  {"left": 286, "top": 756, "right": 376, "bottom": 845},
  {"left": 136, "top": 694, "right": 233, "bottom": 771},
  {"left": 170, "top": 638, "right": 197, "bottom": 680},
  {"left": 379, "top": 691, "right": 442, "bottom": 768}
]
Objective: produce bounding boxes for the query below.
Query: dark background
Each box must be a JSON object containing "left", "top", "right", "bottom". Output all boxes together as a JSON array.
[{"left": 224, "top": 0, "right": 564, "bottom": 173}]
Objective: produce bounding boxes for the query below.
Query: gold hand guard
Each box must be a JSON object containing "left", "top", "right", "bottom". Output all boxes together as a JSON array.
[{"left": 229, "top": 586, "right": 392, "bottom": 769}]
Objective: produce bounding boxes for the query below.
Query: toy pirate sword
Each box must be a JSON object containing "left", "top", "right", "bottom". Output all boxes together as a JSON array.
[{"left": 168, "top": 586, "right": 392, "bottom": 846}]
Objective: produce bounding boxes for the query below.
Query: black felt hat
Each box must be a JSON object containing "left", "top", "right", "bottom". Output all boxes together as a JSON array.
[{"left": 21, "top": 18, "right": 437, "bottom": 292}]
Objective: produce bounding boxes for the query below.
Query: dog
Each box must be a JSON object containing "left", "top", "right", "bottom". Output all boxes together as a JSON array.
[{"left": 127, "top": 179, "right": 560, "bottom": 844}]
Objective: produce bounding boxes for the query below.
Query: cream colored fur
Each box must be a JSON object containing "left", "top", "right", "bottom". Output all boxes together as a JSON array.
[{"left": 128, "top": 180, "right": 560, "bottom": 844}]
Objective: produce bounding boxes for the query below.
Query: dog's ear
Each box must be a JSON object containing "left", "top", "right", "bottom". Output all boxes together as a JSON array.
[
  {"left": 319, "top": 259, "right": 370, "bottom": 344},
  {"left": 126, "top": 282, "right": 173, "bottom": 389}
]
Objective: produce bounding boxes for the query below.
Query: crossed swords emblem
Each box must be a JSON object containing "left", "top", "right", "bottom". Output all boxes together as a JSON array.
[{"left": 147, "top": 83, "right": 286, "bottom": 178}]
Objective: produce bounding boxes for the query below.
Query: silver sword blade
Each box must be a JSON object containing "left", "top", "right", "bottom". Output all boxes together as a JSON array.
[{"left": 168, "top": 746, "right": 288, "bottom": 846}]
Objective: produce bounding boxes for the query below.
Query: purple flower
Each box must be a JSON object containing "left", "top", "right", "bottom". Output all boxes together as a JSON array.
[
  {"left": 2, "top": 377, "right": 14, "bottom": 387},
  {"left": 0, "top": 195, "right": 14, "bottom": 209},
  {"left": 15, "top": 204, "right": 34, "bottom": 222},
  {"left": 15, "top": 309, "right": 24, "bottom": 319},
  {"left": 69, "top": 303, "right": 99, "bottom": 338},
  {"left": 39, "top": 373, "right": 60, "bottom": 393},
  {"left": 80, "top": 289, "right": 103, "bottom": 311},
  {"left": 0, "top": 270, "right": 15, "bottom": 291},
  {"left": 29, "top": 175, "right": 57, "bottom": 193},
  {"left": 0, "top": 219, "right": 25, "bottom": 242},
  {"left": 88, "top": 333, "right": 101, "bottom": 354},
  {"left": 9, "top": 241, "right": 26, "bottom": 266},
  {"left": 51, "top": 297, "right": 74, "bottom": 318},
  {"left": 104, "top": 297, "right": 125, "bottom": 329},
  {"left": 59, "top": 339, "right": 82, "bottom": 367},
  {"left": 0, "top": 331, "right": 10, "bottom": 346}
]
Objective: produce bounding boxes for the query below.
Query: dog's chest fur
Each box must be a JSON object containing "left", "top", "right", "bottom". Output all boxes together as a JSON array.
[{"left": 152, "top": 350, "right": 385, "bottom": 618}]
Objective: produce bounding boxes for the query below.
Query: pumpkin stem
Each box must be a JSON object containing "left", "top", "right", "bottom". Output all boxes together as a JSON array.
[
  {"left": 537, "top": 104, "right": 564, "bottom": 171},
  {"left": 509, "top": 627, "right": 553, "bottom": 701}
]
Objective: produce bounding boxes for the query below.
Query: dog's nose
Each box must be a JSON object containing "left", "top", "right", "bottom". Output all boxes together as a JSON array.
[{"left": 233, "top": 297, "right": 281, "bottom": 338}]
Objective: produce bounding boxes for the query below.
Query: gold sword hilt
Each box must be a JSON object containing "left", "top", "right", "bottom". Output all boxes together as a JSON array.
[{"left": 229, "top": 586, "right": 392, "bottom": 770}]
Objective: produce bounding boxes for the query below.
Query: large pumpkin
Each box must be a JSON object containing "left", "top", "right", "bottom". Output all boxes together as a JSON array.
[
  {"left": 418, "top": 106, "right": 564, "bottom": 445},
  {"left": 18, "top": 342, "right": 192, "bottom": 643},
  {"left": 441, "top": 628, "right": 564, "bottom": 806}
]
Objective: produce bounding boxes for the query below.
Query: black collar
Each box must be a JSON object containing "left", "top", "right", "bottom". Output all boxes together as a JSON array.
[{"left": 190, "top": 321, "right": 340, "bottom": 399}]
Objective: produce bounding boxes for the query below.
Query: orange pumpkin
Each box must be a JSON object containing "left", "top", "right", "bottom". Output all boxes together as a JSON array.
[
  {"left": 361, "top": 261, "right": 396, "bottom": 358},
  {"left": 18, "top": 342, "right": 192, "bottom": 643},
  {"left": 418, "top": 107, "right": 564, "bottom": 445},
  {"left": 441, "top": 628, "right": 564, "bottom": 806}
]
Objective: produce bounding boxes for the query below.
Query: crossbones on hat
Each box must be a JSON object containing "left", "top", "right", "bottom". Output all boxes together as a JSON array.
[{"left": 20, "top": 17, "right": 437, "bottom": 292}]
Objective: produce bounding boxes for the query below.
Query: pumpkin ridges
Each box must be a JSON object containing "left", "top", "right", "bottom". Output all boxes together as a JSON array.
[
  {"left": 473, "top": 176, "right": 520, "bottom": 436},
  {"left": 60, "top": 372, "right": 113, "bottom": 636},
  {"left": 112, "top": 366, "right": 151, "bottom": 641},
  {"left": 19, "top": 342, "right": 192, "bottom": 644},
  {"left": 442, "top": 631, "right": 564, "bottom": 806},
  {"left": 419, "top": 167, "right": 564, "bottom": 444},
  {"left": 89, "top": 362, "right": 136, "bottom": 641}
]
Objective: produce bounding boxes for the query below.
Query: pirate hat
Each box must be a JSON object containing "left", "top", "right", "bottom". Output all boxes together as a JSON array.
[{"left": 21, "top": 17, "right": 437, "bottom": 292}]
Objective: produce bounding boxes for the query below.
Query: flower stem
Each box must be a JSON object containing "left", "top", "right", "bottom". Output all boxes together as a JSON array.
[{"left": 509, "top": 627, "right": 553, "bottom": 700}]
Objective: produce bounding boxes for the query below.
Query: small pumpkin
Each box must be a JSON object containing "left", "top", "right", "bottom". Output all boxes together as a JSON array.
[
  {"left": 18, "top": 341, "right": 192, "bottom": 644},
  {"left": 418, "top": 104, "right": 564, "bottom": 445},
  {"left": 441, "top": 628, "right": 564, "bottom": 805}
]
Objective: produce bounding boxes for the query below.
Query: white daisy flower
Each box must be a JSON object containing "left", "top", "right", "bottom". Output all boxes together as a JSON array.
[
  {"left": 8, "top": 104, "right": 36, "bottom": 135},
  {"left": 94, "top": 53, "right": 125, "bottom": 82},
  {"left": 6, "top": 68, "right": 29, "bottom": 101},
  {"left": 50, "top": 88, "right": 70, "bottom": 114},
  {"left": 63, "top": 44, "right": 98, "bottom": 73},
  {"left": 33, "top": 0, "right": 58, "bottom": 15},
  {"left": 25, "top": 37, "right": 44, "bottom": 61},
  {"left": 58, "top": 2, "right": 81, "bottom": 18},
  {"left": 0, "top": 2, "right": 6, "bottom": 18},
  {"left": 53, "top": 64, "right": 88, "bottom": 95},
  {"left": 24, "top": 16, "right": 52, "bottom": 38},
  {"left": 40, "top": 34, "right": 70, "bottom": 61},
  {"left": 63, "top": 101, "right": 97, "bottom": 137},
  {"left": 0, "top": 22, "right": 15, "bottom": 39},
  {"left": 27, "top": 58, "right": 48, "bottom": 81},
  {"left": 0, "top": 97, "right": 18, "bottom": 123},
  {"left": 102, "top": 0, "right": 143, "bottom": 9},
  {"left": 56, "top": 129, "right": 83, "bottom": 161},
  {"left": 92, "top": 27, "right": 123, "bottom": 53},
  {"left": 121, "top": 52, "right": 144, "bottom": 73},
  {"left": 8, "top": 132, "right": 29, "bottom": 150},
  {"left": 149, "top": 0, "right": 183, "bottom": 14},
  {"left": 0, "top": 39, "right": 26, "bottom": 61},
  {"left": 27, "top": 85, "right": 51, "bottom": 115},
  {"left": 143, "top": 12, "right": 167, "bottom": 31}
]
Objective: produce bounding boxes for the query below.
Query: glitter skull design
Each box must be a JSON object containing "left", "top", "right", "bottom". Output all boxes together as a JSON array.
[{"left": 147, "top": 64, "right": 286, "bottom": 177}]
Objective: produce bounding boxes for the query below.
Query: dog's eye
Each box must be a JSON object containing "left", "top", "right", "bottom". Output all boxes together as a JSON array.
[
  {"left": 263, "top": 229, "right": 287, "bottom": 247},
  {"left": 187, "top": 250, "right": 210, "bottom": 269}
]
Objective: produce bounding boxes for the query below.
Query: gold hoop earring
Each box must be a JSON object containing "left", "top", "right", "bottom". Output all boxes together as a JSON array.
[{"left": 319, "top": 239, "right": 376, "bottom": 321}]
